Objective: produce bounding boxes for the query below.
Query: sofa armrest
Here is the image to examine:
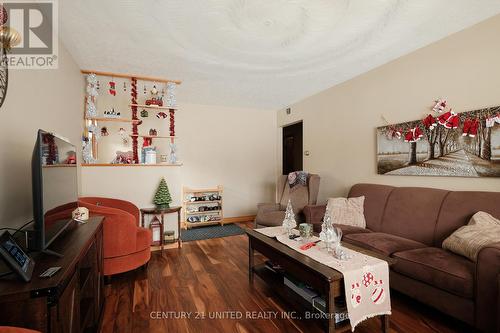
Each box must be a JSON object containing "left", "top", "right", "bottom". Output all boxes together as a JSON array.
[
  {"left": 257, "top": 203, "right": 280, "bottom": 213},
  {"left": 475, "top": 241, "right": 500, "bottom": 333},
  {"left": 303, "top": 205, "right": 327, "bottom": 225},
  {"left": 79, "top": 197, "right": 140, "bottom": 225}
]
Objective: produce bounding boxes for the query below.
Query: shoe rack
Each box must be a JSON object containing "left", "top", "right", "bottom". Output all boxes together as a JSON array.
[{"left": 182, "top": 186, "right": 224, "bottom": 229}]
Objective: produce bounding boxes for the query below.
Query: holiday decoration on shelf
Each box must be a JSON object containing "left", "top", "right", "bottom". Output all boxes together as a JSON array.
[
  {"left": 432, "top": 98, "right": 447, "bottom": 113},
  {"left": 156, "top": 111, "right": 167, "bottom": 119},
  {"left": 101, "top": 126, "right": 109, "bottom": 136},
  {"left": 42, "top": 133, "right": 57, "bottom": 165},
  {"left": 109, "top": 80, "right": 116, "bottom": 96},
  {"left": 151, "top": 85, "right": 158, "bottom": 95},
  {"left": 82, "top": 137, "right": 96, "bottom": 164},
  {"left": 437, "top": 110, "right": 459, "bottom": 129},
  {"left": 462, "top": 118, "right": 479, "bottom": 137},
  {"left": 169, "top": 109, "right": 176, "bottom": 137},
  {"left": 103, "top": 108, "right": 121, "bottom": 118},
  {"left": 143, "top": 137, "right": 152, "bottom": 147},
  {"left": 118, "top": 127, "right": 129, "bottom": 145},
  {"left": 140, "top": 109, "right": 148, "bottom": 117},
  {"left": 281, "top": 199, "right": 297, "bottom": 236},
  {"left": 131, "top": 77, "right": 139, "bottom": 163},
  {"left": 422, "top": 114, "right": 437, "bottom": 130},
  {"left": 165, "top": 82, "right": 177, "bottom": 107},
  {"left": 86, "top": 99, "right": 97, "bottom": 118},
  {"left": 86, "top": 74, "right": 98, "bottom": 96},
  {"left": 404, "top": 126, "right": 423, "bottom": 143},
  {"left": 87, "top": 123, "right": 100, "bottom": 141},
  {"left": 153, "top": 178, "right": 172, "bottom": 209},
  {"left": 169, "top": 142, "right": 177, "bottom": 164}
]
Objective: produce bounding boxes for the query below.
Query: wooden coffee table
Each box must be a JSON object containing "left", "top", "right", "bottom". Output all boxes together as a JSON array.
[{"left": 246, "top": 229, "right": 395, "bottom": 333}]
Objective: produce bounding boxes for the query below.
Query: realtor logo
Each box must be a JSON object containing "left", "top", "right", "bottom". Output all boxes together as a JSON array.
[{"left": 2, "top": 0, "right": 58, "bottom": 69}]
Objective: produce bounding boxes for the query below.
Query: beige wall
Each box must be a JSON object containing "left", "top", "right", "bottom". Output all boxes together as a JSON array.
[
  {"left": 278, "top": 15, "right": 500, "bottom": 204},
  {"left": 81, "top": 103, "right": 276, "bottom": 236},
  {"left": 0, "top": 44, "right": 84, "bottom": 228}
]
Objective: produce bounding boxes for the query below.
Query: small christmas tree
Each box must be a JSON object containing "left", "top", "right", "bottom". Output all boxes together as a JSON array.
[
  {"left": 282, "top": 199, "right": 297, "bottom": 236},
  {"left": 153, "top": 178, "right": 172, "bottom": 209}
]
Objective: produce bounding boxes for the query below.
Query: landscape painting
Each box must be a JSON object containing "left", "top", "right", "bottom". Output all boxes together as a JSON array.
[{"left": 377, "top": 105, "right": 500, "bottom": 177}]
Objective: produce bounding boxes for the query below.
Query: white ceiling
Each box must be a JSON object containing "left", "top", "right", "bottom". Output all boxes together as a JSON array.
[{"left": 60, "top": 1, "right": 500, "bottom": 109}]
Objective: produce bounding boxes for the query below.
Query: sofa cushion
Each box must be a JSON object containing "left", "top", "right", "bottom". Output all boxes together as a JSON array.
[
  {"left": 348, "top": 184, "right": 395, "bottom": 231},
  {"left": 343, "top": 232, "right": 426, "bottom": 256},
  {"left": 380, "top": 187, "right": 449, "bottom": 246},
  {"left": 442, "top": 211, "right": 500, "bottom": 261},
  {"left": 327, "top": 196, "right": 366, "bottom": 228},
  {"left": 392, "top": 247, "right": 475, "bottom": 298},
  {"left": 256, "top": 210, "right": 286, "bottom": 227},
  {"left": 334, "top": 224, "right": 371, "bottom": 235},
  {"left": 434, "top": 191, "right": 500, "bottom": 246}
]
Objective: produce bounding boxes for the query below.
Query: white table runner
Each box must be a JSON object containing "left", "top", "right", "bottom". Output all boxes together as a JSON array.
[{"left": 255, "top": 227, "right": 391, "bottom": 331}]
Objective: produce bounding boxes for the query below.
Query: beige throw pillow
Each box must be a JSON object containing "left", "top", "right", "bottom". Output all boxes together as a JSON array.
[
  {"left": 326, "top": 196, "right": 366, "bottom": 228},
  {"left": 442, "top": 211, "right": 500, "bottom": 262}
]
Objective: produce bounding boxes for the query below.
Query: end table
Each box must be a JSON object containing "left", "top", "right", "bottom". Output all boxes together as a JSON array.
[{"left": 140, "top": 206, "right": 182, "bottom": 250}]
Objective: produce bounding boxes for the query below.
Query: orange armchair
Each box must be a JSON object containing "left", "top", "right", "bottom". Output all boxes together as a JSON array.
[
  {"left": 78, "top": 197, "right": 151, "bottom": 276},
  {"left": 0, "top": 328, "right": 41, "bottom": 333}
]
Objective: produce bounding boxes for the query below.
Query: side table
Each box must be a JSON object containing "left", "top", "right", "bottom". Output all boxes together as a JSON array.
[{"left": 140, "top": 206, "right": 182, "bottom": 250}]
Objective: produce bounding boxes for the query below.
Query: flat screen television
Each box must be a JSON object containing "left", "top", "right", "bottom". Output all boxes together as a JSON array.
[{"left": 30, "top": 130, "right": 78, "bottom": 256}]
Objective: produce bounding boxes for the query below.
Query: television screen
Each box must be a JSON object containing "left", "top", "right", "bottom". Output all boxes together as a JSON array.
[{"left": 32, "top": 130, "right": 78, "bottom": 251}]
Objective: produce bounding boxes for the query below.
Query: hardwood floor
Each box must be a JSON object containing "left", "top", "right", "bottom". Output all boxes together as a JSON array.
[{"left": 100, "top": 223, "right": 473, "bottom": 333}]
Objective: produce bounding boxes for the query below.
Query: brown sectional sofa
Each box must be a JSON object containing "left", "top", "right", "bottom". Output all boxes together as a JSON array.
[{"left": 303, "top": 183, "right": 500, "bottom": 333}]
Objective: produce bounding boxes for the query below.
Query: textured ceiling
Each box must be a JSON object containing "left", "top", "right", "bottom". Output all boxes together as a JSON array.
[{"left": 60, "top": 1, "right": 500, "bottom": 109}]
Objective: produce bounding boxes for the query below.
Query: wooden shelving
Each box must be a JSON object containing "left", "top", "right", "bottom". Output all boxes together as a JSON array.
[
  {"left": 130, "top": 134, "right": 177, "bottom": 139},
  {"left": 130, "top": 104, "right": 178, "bottom": 110},
  {"left": 186, "top": 210, "right": 222, "bottom": 216},
  {"left": 184, "top": 200, "right": 222, "bottom": 205},
  {"left": 85, "top": 117, "right": 139, "bottom": 123},
  {"left": 82, "top": 70, "right": 182, "bottom": 165},
  {"left": 82, "top": 163, "right": 183, "bottom": 167},
  {"left": 81, "top": 69, "right": 182, "bottom": 85},
  {"left": 182, "top": 186, "right": 224, "bottom": 229}
]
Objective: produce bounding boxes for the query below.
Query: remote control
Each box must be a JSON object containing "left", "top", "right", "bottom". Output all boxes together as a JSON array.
[{"left": 39, "top": 266, "right": 61, "bottom": 278}]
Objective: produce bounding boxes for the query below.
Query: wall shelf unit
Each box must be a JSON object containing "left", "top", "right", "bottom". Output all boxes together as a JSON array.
[
  {"left": 182, "top": 186, "right": 224, "bottom": 229},
  {"left": 82, "top": 163, "right": 183, "bottom": 167},
  {"left": 82, "top": 69, "right": 182, "bottom": 166},
  {"left": 130, "top": 104, "right": 179, "bottom": 110}
]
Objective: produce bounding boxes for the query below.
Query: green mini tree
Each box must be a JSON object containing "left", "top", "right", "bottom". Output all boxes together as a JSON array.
[{"left": 153, "top": 178, "right": 172, "bottom": 209}]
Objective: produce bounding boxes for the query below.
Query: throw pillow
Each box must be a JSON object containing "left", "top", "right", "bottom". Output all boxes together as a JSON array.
[
  {"left": 442, "top": 211, "right": 500, "bottom": 262},
  {"left": 326, "top": 196, "right": 366, "bottom": 228}
]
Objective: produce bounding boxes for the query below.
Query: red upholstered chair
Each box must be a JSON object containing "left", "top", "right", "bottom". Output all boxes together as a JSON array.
[
  {"left": 78, "top": 197, "right": 151, "bottom": 276},
  {"left": 0, "top": 327, "right": 41, "bottom": 333}
]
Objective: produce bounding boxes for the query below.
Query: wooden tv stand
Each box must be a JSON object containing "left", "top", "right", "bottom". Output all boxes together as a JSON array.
[{"left": 0, "top": 216, "right": 104, "bottom": 333}]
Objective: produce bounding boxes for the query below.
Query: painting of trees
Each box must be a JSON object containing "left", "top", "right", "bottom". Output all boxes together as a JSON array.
[{"left": 377, "top": 104, "right": 500, "bottom": 177}]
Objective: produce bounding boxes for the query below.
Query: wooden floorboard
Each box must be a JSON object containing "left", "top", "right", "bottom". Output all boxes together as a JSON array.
[{"left": 100, "top": 223, "right": 474, "bottom": 333}]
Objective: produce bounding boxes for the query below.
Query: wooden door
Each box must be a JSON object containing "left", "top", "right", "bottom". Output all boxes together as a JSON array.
[{"left": 282, "top": 121, "right": 303, "bottom": 175}]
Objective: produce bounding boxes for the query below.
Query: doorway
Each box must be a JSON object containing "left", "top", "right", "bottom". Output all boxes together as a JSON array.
[{"left": 282, "top": 121, "right": 303, "bottom": 175}]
